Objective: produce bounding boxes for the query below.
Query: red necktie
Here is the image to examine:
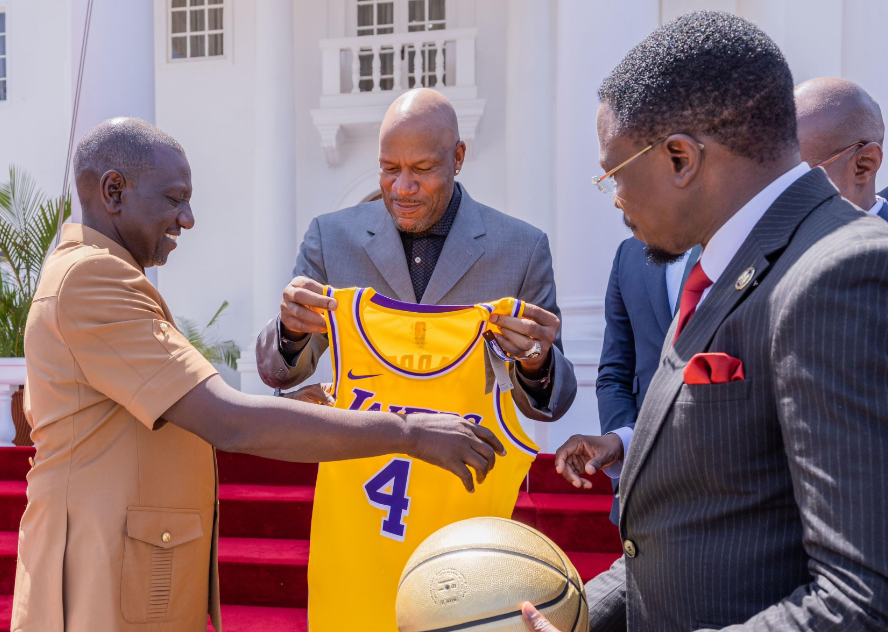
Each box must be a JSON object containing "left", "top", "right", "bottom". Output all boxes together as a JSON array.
[{"left": 674, "top": 262, "right": 713, "bottom": 343}]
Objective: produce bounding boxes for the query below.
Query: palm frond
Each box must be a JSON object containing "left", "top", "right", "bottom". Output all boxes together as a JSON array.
[{"left": 174, "top": 301, "right": 241, "bottom": 371}]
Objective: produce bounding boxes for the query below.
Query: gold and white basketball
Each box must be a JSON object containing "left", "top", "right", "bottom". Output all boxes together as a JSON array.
[{"left": 396, "top": 517, "right": 588, "bottom": 632}]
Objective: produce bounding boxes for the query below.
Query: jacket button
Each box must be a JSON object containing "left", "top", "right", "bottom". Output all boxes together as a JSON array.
[
  {"left": 162, "top": 532, "right": 172, "bottom": 543},
  {"left": 623, "top": 539, "right": 637, "bottom": 558},
  {"left": 159, "top": 322, "right": 169, "bottom": 333},
  {"left": 28, "top": 457, "right": 35, "bottom": 468}
]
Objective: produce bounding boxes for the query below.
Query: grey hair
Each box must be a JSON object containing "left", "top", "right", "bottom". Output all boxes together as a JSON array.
[{"left": 73, "top": 117, "right": 185, "bottom": 185}]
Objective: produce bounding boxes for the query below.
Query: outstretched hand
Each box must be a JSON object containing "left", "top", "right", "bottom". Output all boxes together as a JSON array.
[
  {"left": 521, "top": 602, "right": 563, "bottom": 631},
  {"left": 281, "top": 383, "right": 335, "bottom": 406},
  {"left": 554, "top": 433, "right": 624, "bottom": 489}
]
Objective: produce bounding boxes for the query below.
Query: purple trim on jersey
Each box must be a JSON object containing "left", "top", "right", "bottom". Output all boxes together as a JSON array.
[
  {"left": 511, "top": 300, "right": 523, "bottom": 318},
  {"left": 326, "top": 286, "right": 342, "bottom": 399},
  {"left": 354, "top": 288, "right": 486, "bottom": 379},
  {"left": 369, "top": 292, "right": 471, "bottom": 313},
  {"left": 494, "top": 383, "right": 538, "bottom": 457}
]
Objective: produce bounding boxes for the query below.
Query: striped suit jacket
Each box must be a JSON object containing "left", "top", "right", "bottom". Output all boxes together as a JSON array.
[{"left": 585, "top": 168, "right": 888, "bottom": 631}]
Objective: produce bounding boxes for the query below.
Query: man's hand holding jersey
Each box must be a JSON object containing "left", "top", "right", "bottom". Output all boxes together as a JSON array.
[
  {"left": 488, "top": 304, "right": 560, "bottom": 378},
  {"left": 281, "top": 275, "right": 561, "bottom": 382},
  {"left": 275, "top": 276, "right": 507, "bottom": 493}
]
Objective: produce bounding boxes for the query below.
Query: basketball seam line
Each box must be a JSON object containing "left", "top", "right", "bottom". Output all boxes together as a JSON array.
[
  {"left": 505, "top": 520, "right": 588, "bottom": 601},
  {"left": 413, "top": 578, "right": 572, "bottom": 632},
  {"left": 398, "top": 547, "right": 570, "bottom": 591}
]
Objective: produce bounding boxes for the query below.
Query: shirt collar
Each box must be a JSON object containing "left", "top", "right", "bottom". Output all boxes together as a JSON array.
[
  {"left": 405, "top": 183, "right": 462, "bottom": 238},
  {"left": 699, "top": 162, "right": 810, "bottom": 286},
  {"left": 60, "top": 223, "right": 143, "bottom": 271},
  {"left": 868, "top": 196, "right": 886, "bottom": 215}
]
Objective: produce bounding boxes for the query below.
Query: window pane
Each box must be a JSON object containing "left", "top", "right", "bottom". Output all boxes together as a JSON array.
[
  {"left": 171, "top": 11, "right": 187, "bottom": 34},
  {"left": 377, "top": 26, "right": 393, "bottom": 35},
  {"left": 0, "top": 80, "right": 6, "bottom": 101},
  {"left": 408, "top": 0, "right": 424, "bottom": 23},
  {"left": 190, "top": 34, "right": 206, "bottom": 57},
  {"left": 171, "top": 36, "right": 187, "bottom": 58},
  {"left": 208, "top": 0, "right": 223, "bottom": 4},
  {"left": 429, "top": 0, "right": 445, "bottom": 21},
  {"left": 0, "top": 58, "right": 6, "bottom": 79},
  {"left": 357, "top": 5, "right": 373, "bottom": 28},
  {"left": 190, "top": 0, "right": 205, "bottom": 5},
  {"left": 377, "top": 2, "right": 393, "bottom": 26},
  {"left": 407, "top": 24, "right": 424, "bottom": 32},
  {"left": 357, "top": 27, "right": 373, "bottom": 37},
  {"left": 208, "top": 7, "right": 223, "bottom": 30},
  {"left": 208, "top": 33, "right": 223, "bottom": 56},
  {"left": 429, "top": 22, "right": 445, "bottom": 30},
  {"left": 191, "top": 8, "right": 205, "bottom": 31},
  {"left": 171, "top": 0, "right": 186, "bottom": 7},
  {"left": 0, "top": 35, "right": 5, "bottom": 56},
  {"left": 0, "top": 12, "right": 5, "bottom": 33}
]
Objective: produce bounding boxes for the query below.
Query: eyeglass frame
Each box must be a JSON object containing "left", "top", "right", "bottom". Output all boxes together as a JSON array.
[
  {"left": 592, "top": 136, "right": 705, "bottom": 194},
  {"left": 813, "top": 141, "right": 867, "bottom": 169}
]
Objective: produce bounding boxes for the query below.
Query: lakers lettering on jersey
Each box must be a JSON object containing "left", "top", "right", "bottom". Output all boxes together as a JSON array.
[{"left": 308, "top": 287, "right": 539, "bottom": 631}]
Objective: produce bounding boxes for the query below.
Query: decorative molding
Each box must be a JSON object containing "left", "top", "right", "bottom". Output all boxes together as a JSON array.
[
  {"left": 311, "top": 98, "right": 486, "bottom": 167},
  {"left": 331, "top": 168, "right": 382, "bottom": 213}
]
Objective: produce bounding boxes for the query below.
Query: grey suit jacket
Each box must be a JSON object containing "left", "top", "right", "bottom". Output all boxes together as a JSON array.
[
  {"left": 255, "top": 185, "right": 577, "bottom": 421},
  {"left": 585, "top": 169, "right": 888, "bottom": 631}
]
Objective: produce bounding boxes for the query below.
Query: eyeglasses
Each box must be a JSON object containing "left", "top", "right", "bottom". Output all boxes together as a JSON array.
[
  {"left": 813, "top": 141, "right": 866, "bottom": 169},
  {"left": 592, "top": 137, "right": 704, "bottom": 194}
]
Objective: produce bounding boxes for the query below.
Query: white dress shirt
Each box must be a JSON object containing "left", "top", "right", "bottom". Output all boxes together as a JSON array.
[
  {"left": 604, "top": 162, "right": 811, "bottom": 479},
  {"left": 868, "top": 196, "right": 886, "bottom": 215}
]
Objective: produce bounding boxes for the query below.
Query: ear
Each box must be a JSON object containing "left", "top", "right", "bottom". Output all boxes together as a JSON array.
[
  {"left": 453, "top": 141, "right": 466, "bottom": 174},
  {"left": 663, "top": 135, "right": 704, "bottom": 188},
  {"left": 100, "top": 170, "right": 126, "bottom": 215},
  {"left": 852, "top": 142, "right": 882, "bottom": 185}
]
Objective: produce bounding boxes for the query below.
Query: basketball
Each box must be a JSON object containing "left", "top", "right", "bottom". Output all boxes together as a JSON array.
[{"left": 396, "top": 517, "right": 588, "bottom": 632}]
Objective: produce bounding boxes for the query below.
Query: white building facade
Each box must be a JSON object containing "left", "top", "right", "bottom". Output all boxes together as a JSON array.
[{"left": 1, "top": 0, "right": 886, "bottom": 451}]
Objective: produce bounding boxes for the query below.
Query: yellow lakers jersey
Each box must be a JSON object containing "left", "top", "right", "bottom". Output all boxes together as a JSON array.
[{"left": 308, "top": 287, "right": 539, "bottom": 631}]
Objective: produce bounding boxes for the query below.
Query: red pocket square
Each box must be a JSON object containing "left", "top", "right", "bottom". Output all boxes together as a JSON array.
[{"left": 683, "top": 352, "right": 745, "bottom": 385}]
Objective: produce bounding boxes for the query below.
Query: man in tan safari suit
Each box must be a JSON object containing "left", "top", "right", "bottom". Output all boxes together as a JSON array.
[{"left": 12, "top": 118, "right": 505, "bottom": 631}]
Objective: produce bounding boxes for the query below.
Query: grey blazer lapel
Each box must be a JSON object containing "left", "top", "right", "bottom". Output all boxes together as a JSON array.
[
  {"left": 362, "top": 204, "right": 417, "bottom": 303},
  {"left": 420, "top": 187, "right": 486, "bottom": 305},
  {"left": 619, "top": 168, "right": 840, "bottom": 515}
]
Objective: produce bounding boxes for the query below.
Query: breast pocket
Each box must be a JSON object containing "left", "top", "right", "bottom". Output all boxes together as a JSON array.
[{"left": 120, "top": 507, "right": 205, "bottom": 624}]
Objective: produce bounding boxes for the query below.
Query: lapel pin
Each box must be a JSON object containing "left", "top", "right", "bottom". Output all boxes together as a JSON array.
[{"left": 735, "top": 267, "right": 755, "bottom": 290}]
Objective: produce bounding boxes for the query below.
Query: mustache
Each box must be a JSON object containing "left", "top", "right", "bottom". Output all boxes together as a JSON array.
[{"left": 389, "top": 198, "right": 424, "bottom": 205}]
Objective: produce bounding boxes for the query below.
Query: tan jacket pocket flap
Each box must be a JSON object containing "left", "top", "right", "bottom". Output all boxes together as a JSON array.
[{"left": 126, "top": 507, "right": 203, "bottom": 549}]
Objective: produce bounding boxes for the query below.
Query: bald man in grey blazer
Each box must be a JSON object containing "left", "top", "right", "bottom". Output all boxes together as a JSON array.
[{"left": 256, "top": 89, "right": 577, "bottom": 422}]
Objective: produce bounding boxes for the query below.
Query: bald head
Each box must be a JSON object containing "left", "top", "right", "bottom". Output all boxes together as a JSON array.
[
  {"left": 378, "top": 89, "right": 466, "bottom": 234},
  {"left": 381, "top": 88, "right": 461, "bottom": 150},
  {"left": 795, "top": 78, "right": 884, "bottom": 209}
]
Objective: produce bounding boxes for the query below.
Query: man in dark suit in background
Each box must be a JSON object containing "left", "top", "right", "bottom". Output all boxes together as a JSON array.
[
  {"left": 528, "top": 10, "right": 888, "bottom": 631},
  {"left": 554, "top": 238, "right": 699, "bottom": 525},
  {"left": 796, "top": 77, "right": 888, "bottom": 221}
]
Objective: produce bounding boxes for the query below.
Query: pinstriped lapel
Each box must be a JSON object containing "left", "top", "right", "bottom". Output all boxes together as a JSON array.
[
  {"left": 619, "top": 168, "right": 840, "bottom": 517},
  {"left": 420, "top": 186, "right": 486, "bottom": 305}
]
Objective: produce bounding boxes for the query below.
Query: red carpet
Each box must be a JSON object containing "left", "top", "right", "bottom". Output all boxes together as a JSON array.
[{"left": 0, "top": 447, "right": 620, "bottom": 631}]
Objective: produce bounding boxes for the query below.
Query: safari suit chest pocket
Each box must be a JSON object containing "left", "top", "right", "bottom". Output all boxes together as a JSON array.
[{"left": 121, "top": 507, "right": 204, "bottom": 623}]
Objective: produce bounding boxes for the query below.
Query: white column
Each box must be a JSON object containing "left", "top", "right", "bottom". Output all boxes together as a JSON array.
[
  {"left": 504, "top": 0, "right": 554, "bottom": 235},
  {"left": 548, "top": 0, "right": 659, "bottom": 450},
  {"left": 68, "top": 0, "right": 157, "bottom": 285},
  {"left": 239, "top": 0, "right": 297, "bottom": 395}
]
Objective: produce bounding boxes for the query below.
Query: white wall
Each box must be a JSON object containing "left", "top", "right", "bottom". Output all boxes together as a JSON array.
[{"left": 0, "top": 0, "right": 70, "bottom": 200}]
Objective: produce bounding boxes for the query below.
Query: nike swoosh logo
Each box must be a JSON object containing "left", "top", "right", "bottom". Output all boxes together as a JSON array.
[{"left": 347, "top": 370, "right": 382, "bottom": 380}]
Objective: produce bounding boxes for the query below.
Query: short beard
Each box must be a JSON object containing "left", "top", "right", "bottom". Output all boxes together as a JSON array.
[
  {"left": 645, "top": 246, "right": 685, "bottom": 266},
  {"left": 623, "top": 213, "right": 685, "bottom": 266}
]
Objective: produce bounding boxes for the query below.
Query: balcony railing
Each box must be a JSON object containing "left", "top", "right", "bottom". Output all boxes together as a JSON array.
[{"left": 312, "top": 27, "right": 485, "bottom": 166}]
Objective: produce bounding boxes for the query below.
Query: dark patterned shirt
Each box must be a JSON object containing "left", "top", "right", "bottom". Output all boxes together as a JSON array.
[{"left": 399, "top": 185, "right": 462, "bottom": 302}]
